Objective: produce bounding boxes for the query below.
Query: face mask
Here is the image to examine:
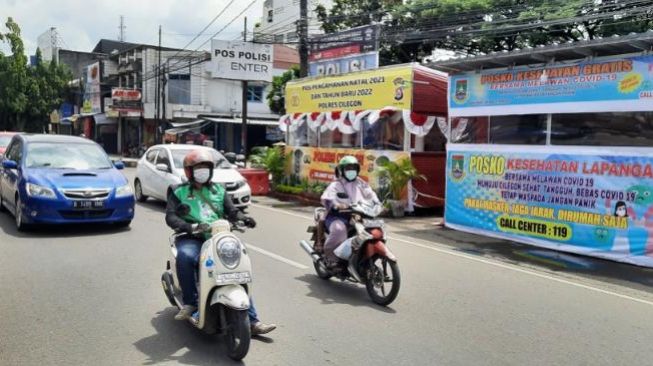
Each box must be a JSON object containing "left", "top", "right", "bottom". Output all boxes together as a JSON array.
[
  {"left": 344, "top": 170, "right": 358, "bottom": 181},
  {"left": 193, "top": 168, "right": 211, "bottom": 184}
]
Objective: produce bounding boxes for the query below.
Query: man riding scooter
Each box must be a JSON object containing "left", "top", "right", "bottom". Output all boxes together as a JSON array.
[
  {"left": 321, "top": 156, "right": 381, "bottom": 266},
  {"left": 165, "top": 149, "right": 276, "bottom": 336}
]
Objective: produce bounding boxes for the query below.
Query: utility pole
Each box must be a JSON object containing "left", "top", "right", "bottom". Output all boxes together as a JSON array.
[
  {"left": 298, "top": 0, "right": 309, "bottom": 77},
  {"left": 155, "top": 25, "right": 161, "bottom": 143},
  {"left": 241, "top": 17, "right": 249, "bottom": 157},
  {"left": 161, "top": 65, "right": 167, "bottom": 133}
]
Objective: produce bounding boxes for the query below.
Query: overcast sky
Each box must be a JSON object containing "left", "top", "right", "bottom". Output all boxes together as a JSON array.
[{"left": 0, "top": 0, "right": 264, "bottom": 56}]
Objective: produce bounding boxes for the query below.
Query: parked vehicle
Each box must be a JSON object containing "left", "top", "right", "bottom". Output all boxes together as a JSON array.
[
  {"left": 161, "top": 217, "right": 253, "bottom": 361},
  {"left": 0, "top": 134, "right": 135, "bottom": 230},
  {"left": 0, "top": 131, "right": 17, "bottom": 157},
  {"left": 134, "top": 145, "right": 251, "bottom": 208},
  {"left": 299, "top": 196, "right": 401, "bottom": 306}
]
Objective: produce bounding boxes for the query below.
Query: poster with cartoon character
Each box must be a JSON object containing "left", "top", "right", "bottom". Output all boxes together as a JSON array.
[{"left": 445, "top": 144, "right": 653, "bottom": 267}]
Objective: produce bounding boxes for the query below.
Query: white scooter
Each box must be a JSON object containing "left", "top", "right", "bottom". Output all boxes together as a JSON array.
[{"left": 161, "top": 218, "right": 253, "bottom": 361}]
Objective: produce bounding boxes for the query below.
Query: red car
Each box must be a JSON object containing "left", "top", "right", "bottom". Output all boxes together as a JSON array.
[{"left": 0, "top": 132, "right": 17, "bottom": 156}]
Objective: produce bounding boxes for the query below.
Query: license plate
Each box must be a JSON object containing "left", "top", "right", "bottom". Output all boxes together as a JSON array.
[
  {"left": 73, "top": 200, "right": 105, "bottom": 209},
  {"left": 215, "top": 272, "right": 251, "bottom": 285}
]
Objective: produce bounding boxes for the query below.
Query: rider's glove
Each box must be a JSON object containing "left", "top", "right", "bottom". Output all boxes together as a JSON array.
[
  {"left": 243, "top": 216, "right": 257, "bottom": 228},
  {"left": 192, "top": 223, "right": 211, "bottom": 233}
]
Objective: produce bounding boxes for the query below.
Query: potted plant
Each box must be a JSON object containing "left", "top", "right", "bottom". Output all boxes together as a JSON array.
[
  {"left": 248, "top": 146, "right": 286, "bottom": 187},
  {"left": 377, "top": 158, "right": 425, "bottom": 217}
]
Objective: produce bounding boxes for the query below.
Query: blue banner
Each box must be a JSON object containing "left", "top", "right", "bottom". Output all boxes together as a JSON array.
[
  {"left": 309, "top": 52, "right": 378, "bottom": 77},
  {"left": 445, "top": 144, "right": 653, "bottom": 267},
  {"left": 449, "top": 54, "right": 653, "bottom": 117}
]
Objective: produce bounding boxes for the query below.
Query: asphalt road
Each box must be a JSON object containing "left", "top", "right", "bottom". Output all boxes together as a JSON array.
[{"left": 2, "top": 168, "right": 653, "bottom": 366}]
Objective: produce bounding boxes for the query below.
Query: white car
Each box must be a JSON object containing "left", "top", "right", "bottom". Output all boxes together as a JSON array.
[{"left": 134, "top": 144, "right": 251, "bottom": 208}]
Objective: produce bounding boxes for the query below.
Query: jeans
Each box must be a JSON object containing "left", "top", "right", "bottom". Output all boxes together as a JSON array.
[{"left": 176, "top": 237, "right": 260, "bottom": 323}]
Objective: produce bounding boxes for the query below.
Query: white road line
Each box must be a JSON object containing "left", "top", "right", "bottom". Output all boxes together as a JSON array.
[
  {"left": 252, "top": 203, "right": 653, "bottom": 307},
  {"left": 246, "top": 242, "right": 309, "bottom": 270}
]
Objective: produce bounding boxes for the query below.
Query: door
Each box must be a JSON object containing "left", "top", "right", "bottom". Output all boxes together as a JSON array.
[
  {"left": 1, "top": 140, "right": 23, "bottom": 214},
  {"left": 152, "top": 149, "right": 174, "bottom": 200},
  {"left": 139, "top": 148, "right": 159, "bottom": 196}
]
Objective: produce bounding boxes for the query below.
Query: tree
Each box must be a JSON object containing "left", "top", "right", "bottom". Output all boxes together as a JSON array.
[
  {"left": 0, "top": 18, "right": 71, "bottom": 132},
  {"left": 266, "top": 66, "right": 300, "bottom": 115}
]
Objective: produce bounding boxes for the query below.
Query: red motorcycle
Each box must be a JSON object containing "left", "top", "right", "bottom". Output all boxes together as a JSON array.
[{"left": 300, "top": 196, "right": 401, "bottom": 306}]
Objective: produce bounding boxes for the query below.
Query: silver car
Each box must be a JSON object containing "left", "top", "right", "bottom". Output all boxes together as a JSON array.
[{"left": 134, "top": 144, "right": 251, "bottom": 208}]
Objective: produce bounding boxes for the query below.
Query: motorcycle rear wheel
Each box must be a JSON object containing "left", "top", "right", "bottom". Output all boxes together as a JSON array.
[
  {"left": 365, "top": 256, "right": 401, "bottom": 306},
  {"left": 225, "top": 308, "right": 251, "bottom": 361}
]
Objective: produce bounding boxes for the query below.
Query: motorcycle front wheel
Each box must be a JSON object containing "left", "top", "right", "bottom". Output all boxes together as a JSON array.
[
  {"left": 225, "top": 308, "right": 251, "bottom": 361},
  {"left": 365, "top": 255, "right": 401, "bottom": 306}
]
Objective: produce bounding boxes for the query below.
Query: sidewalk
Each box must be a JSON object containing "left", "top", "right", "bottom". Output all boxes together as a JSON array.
[{"left": 252, "top": 195, "right": 653, "bottom": 296}]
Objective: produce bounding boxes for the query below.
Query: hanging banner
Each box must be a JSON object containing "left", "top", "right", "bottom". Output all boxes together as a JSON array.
[
  {"left": 449, "top": 53, "right": 653, "bottom": 117},
  {"left": 310, "top": 52, "right": 379, "bottom": 77},
  {"left": 286, "top": 65, "right": 413, "bottom": 114},
  {"left": 445, "top": 144, "right": 653, "bottom": 267},
  {"left": 285, "top": 146, "right": 409, "bottom": 190}
]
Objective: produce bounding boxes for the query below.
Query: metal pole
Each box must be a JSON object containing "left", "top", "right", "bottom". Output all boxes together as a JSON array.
[
  {"left": 156, "top": 25, "right": 161, "bottom": 144},
  {"left": 241, "top": 17, "right": 248, "bottom": 157},
  {"left": 299, "top": 0, "right": 309, "bottom": 77}
]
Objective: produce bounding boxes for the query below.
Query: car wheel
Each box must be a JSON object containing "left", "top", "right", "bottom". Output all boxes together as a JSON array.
[
  {"left": 134, "top": 179, "right": 148, "bottom": 203},
  {"left": 115, "top": 220, "right": 131, "bottom": 228},
  {"left": 15, "top": 195, "right": 29, "bottom": 231},
  {"left": 0, "top": 191, "right": 6, "bottom": 213}
]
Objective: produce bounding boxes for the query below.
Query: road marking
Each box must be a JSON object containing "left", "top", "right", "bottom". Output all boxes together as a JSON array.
[
  {"left": 246, "top": 242, "right": 308, "bottom": 270},
  {"left": 252, "top": 203, "right": 653, "bottom": 307}
]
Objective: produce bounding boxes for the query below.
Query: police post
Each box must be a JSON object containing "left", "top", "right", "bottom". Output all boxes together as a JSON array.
[{"left": 210, "top": 37, "right": 273, "bottom": 156}]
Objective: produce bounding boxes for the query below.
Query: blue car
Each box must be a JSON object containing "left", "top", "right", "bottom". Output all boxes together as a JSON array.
[{"left": 0, "top": 134, "right": 135, "bottom": 230}]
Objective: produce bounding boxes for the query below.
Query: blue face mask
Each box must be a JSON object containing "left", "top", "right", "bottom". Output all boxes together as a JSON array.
[{"left": 344, "top": 170, "right": 358, "bottom": 181}]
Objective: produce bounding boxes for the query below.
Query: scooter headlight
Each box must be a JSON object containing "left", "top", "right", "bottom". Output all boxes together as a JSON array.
[{"left": 217, "top": 237, "right": 242, "bottom": 269}]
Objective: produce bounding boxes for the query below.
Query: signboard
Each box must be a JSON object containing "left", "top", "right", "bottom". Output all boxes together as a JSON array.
[
  {"left": 309, "top": 25, "right": 379, "bottom": 60},
  {"left": 82, "top": 62, "right": 101, "bottom": 115},
  {"left": 286, "top": 65, "right": 413, "bottom": 114},
  {"left": 449, "top": 54, "right": 653, "bottom": 117},
  {"left": 211, "top": 40, "right": 273, "bottom": 82},
  {"left": 285, "top": 146, "right": 409, "bottom": 191},
  {"left": 445, "top": 144, "right": 653, "bottom": 267},
  {"left": 112, "top": 88, "right": 142, "bottom": 102},
  {"left": 310, "top": 52, "right": 378, "bottom": 77}
]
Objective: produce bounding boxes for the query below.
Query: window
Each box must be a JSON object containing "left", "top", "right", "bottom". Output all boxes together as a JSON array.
[
  {"left": 146, "top": 149, "right": 158, "bottom": 164},
  {"left": 551, "top": 112, "right": 653, "bottom": 146},
  {"left": 5, "top": 141, "right": 21, "bottom": 163},
  {"left": 451, "top": 117, "right": 489, "bottom": 144},
  {"left": 286, "top": 32, "right": 298, "bottom": 42},
  {"left": 362, "top": 118, "right": 404, "bottom": 151},
  {"left": 489, "top": 114, "right": 547, "bottom": 145},
  {"left": 267, "top": 9, "right": 273, "bottom": 23},
  {"left": 274, "top": 34, "right": 285, "bottom": 43},
  {"left": 247, "top": 85, "right": 265, "bottom": 103},
  {"left": 25, "top": 143, "right": 112, "bottom": 170},
  {"left": 319, "top": 129, "right": 360, "bottom": 148},
  {"left": 156, "top": 150, "right": 171, "bottom": 167},
  {"left": 168, "top": 74, "right": 191, "bottom": 105}
]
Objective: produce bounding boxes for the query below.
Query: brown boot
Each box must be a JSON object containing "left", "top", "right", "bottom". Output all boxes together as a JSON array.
[{"left": 251, "top": 321, "right": 277, "bottom": 336}]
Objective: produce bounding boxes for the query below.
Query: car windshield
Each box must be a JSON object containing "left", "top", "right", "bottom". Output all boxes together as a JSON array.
[
  {"left": 25, "top": 142, "right": 113, "bottom": 169},
  {"left": 171, "top": 149, "right": 232, "bottom": 169},
  {"left": 0, "top": 135, "right": 13, "bottom": 147}
]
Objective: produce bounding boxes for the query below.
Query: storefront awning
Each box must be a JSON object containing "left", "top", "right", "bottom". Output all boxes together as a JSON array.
[
  {"left": 93, "top": 113, "right": 116, "bottom": 125},
  {"left": 203, "top": 117, "right": 278, "bottom": 126}
]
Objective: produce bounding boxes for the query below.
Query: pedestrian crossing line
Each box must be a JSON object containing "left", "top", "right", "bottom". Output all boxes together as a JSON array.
[
  {"left": 246, "top": 242, "right": 309, "bottom": 270},
  {"left": 253, "top": 203, "right": 653, "bottom": 308}
]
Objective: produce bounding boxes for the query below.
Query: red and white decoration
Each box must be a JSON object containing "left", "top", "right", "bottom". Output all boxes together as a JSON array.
[
  {"left": 280, "top": 108, "right": 441, "bottom": 136},
  {"left": 402, "top": 110, "right": 437, "bottom": 137}
]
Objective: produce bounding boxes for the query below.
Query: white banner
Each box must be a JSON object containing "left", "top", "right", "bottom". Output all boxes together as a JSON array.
[{"left": 211, "top": 40, "right": 273, "bottom": 82}]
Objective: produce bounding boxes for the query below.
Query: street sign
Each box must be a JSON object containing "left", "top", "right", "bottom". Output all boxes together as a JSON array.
[{"left": 211, "top": 40, "right": 274, "bottom": 82}]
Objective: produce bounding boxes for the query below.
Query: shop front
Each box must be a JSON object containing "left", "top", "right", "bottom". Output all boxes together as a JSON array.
[
  {"left": 280, "top": 63, "right": 449, "bottom": 209},
  {"left": 432, "top": 33, "right": 653, "bottom": 267}
]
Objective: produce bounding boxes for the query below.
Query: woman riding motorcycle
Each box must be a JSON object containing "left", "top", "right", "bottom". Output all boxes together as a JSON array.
[
  {"left": 320, "top": 156, "right": 381, "bottom": 265},
  {"left": 165, "top": 149, "right": 276, "bottom": 335}
]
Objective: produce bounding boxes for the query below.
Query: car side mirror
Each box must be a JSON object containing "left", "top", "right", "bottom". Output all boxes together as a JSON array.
[
  {"left": 336, "top": 192, "right": 349, "bottom": 199},
  {"left": 156, "top": 163, "right": 170, "bottom": 173},
  {"left": 2, "top": 160, "right": 18, "bottom": 170},
  {"left": 113, "top": 161, "right": 125, "bottom": 170}
]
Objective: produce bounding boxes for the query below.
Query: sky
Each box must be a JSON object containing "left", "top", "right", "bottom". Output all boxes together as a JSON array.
[{"left": 0, "top": 0, "right": 264, "bottom": 56}]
